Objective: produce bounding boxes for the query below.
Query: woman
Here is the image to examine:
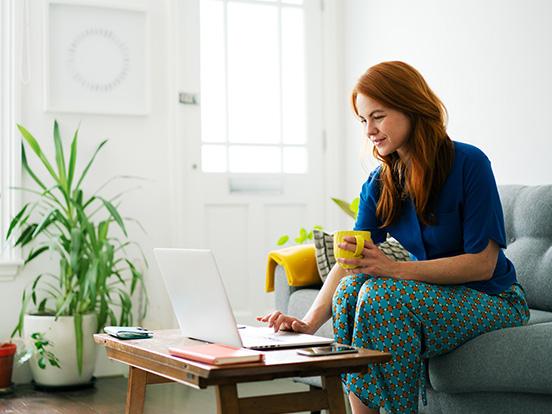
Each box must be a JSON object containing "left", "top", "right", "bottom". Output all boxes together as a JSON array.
[{"left": 258, "top": 61, "right": 530, "bottom": 414}]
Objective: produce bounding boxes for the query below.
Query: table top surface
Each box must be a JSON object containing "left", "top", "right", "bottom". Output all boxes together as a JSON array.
[{"left": 94, "top": 329, "right": 391, "bottom": 379}]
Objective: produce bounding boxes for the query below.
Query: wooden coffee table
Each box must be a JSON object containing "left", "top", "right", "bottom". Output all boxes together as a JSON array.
[{"left": 94, "top": 330, "right": 391, "bottom": 414}]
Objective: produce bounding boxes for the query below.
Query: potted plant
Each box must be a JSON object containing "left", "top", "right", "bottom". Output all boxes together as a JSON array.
[
  {"left": 0, "top": 341, "right": 17, "bottom": 393},
  {"left": 7, "top": 121, "right": 147, "bottom": 387}
]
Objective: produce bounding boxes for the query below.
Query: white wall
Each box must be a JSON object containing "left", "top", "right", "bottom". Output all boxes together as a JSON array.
[
  {"left": 343, "top": 0, "right": 552, "bottom": 200},
  {"left": 5, "top": 0, "right": 552, "bottom": 383},
  {"left": 1, "top": 0, "right": 178, "bottom": 382}
]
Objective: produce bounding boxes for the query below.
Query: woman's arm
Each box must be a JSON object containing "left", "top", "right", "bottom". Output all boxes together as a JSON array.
[
  {"left": 338, "top": 237, "right": 500, "bottom": 285},
  {"left": 301, "top": 263, "right": 347, "bottom": 331},
  {"left": 257, "top": 263, "right": 347, "bottom": 333}
]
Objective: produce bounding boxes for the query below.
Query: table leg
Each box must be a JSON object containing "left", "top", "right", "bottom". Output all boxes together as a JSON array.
[
  {"left": 322, "top": 375, "right": 346, "bottom": 414},
  {"left": 215, "top": 383, "right": 240, "bottom": 414},
  {"left": 126, "top": 366, "right": 148, "bottom": 414},
  {"left": 309, "top": 385, "right": 322, "bottom": 414}
]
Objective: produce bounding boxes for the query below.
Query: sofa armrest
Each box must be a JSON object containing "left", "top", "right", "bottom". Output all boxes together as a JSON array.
[{"left": 274, "top": 264, "right": 323, "bottom": 314}]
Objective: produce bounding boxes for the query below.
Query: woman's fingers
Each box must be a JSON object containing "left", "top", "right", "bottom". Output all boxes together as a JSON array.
[
  {"left": 256, "top": 312, "right": 275, "bottom": 322},
  {"left": 256, "top": 311, "right": 310, "bottom": 333},
  {"left": 340, "top": 236, "right": 375, "bottom": 251},
  {"left": 267, "top": 311, "right": 283, "bottom": 327},
  {"left": 272, "top": 313, "right": 288, "bottom": 331}
]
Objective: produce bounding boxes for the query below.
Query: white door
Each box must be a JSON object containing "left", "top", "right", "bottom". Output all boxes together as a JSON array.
[{"left": 171, "top": 0, "right": 326, "bottom": 324}]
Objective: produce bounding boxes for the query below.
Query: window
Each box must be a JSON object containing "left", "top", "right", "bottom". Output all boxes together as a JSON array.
[
  {"left": 200, "top": 0, "right": 308, "bottom": 174},
  {"left": 0, "top": 0, "right": 22, "bottom": 279}
]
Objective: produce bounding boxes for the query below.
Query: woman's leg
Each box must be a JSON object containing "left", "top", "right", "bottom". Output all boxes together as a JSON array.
[
  {"left": 344, "top": 278, "right": 529, "bottom": 414},
  {"left": 332, "top": 274, "right": 380, "bottom": 413},
  {"left": 332, "top": 273, "right": 370, "bottom": 345},
  {"left": 349, "top": 391, "right": 379, "bottom": 414}
]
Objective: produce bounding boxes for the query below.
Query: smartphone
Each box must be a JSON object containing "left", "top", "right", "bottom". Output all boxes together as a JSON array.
[
  {"left": 296, "top": 344, "right": 358, "bottom": 357},
  {"left": 104, "top": 326, "right": 153, "bottom": 340}
]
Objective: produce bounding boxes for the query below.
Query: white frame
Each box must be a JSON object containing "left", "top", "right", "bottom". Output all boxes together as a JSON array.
[
  {"left": 43, "top": 0, "right": 150, "bottom": 115},
  {"left": 0, "top": 0, "right": 23, "bottom": 280},
  {"left": 199, "top": 0, "right": 311, "bottom": 175}
]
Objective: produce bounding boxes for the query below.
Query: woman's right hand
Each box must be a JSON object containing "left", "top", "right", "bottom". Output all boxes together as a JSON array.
[{"left": 256, "top": 311, "right": 315, "bottom": 334}]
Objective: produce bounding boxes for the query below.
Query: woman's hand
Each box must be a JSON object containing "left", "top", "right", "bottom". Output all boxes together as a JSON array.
[
  {"left": 256, "top": 311, "right": 315, "bottom": 334},
  {"left": 337, "top": 236, "right": 398, "bottom": 277}
]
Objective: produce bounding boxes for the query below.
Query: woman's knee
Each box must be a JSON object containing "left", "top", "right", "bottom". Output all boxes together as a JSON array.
[
  {"left": 333, "top": 274, "right": 366, "bottom": 309},
  {"left": 357, "top": 277, "right": 402, "bottom": 311}
]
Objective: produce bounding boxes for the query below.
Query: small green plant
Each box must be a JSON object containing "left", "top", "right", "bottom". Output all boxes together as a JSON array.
[
  {"left": 17, "top": 333, "right": 61, "bottom": 370},
  {"left": 277, "top": 225, "right": 324, "bottom": 246},
  {"left": 276, "top": 197, "right": 360, "bottom": 246}
]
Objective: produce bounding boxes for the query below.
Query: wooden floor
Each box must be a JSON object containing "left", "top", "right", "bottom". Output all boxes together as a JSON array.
[{"left": 0, "top": 376, "right": 315, "bottom": 414}]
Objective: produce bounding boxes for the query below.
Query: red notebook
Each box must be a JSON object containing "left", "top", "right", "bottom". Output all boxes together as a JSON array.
[{"left": 168, "top": 343, "right": 265, "bottom": 365}]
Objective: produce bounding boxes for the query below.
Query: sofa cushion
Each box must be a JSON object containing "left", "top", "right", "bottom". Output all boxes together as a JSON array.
[
  {"left": 528, "top": 308, "right": 552, "bottom": 325},
  {"left": 313, "top": 230, "right": 336, "bottom": 283},
  {"left": 428, "top": 321, "right": 552, "bottom": 394},
  {"left": 499, "top": 185, "right": 552, "bottom": 312}
]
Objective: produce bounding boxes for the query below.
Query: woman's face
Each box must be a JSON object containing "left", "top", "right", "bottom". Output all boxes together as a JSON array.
[{"left": 355, "top": 93, "right": 412, "bottom": 159}]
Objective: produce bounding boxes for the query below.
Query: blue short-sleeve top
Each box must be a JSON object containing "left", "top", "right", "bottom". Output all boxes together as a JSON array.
[{"left": 354, "top": 141, "right": 516, "bottom": 294}]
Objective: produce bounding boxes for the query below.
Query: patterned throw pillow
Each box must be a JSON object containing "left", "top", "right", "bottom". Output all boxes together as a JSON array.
[
  {"left": 313, "top": 229, "right": 411, "bottom": 283},
  {"left": 313, "top": 230, "right": 336, "bottom": 283}
]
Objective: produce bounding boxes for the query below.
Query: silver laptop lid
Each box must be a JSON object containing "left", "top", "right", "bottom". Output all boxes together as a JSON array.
[{"left": 153, "top": 248, "right": 243, "bottom": 347}]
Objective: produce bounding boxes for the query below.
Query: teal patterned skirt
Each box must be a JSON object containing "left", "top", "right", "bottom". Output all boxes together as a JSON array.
[{"left": 332, "top": 275, "right": 530, "bottom": 414}]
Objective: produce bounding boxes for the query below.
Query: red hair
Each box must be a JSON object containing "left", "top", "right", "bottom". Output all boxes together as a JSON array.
[{"left": 351, "top": 61, "right": 454, "bottom": 226}]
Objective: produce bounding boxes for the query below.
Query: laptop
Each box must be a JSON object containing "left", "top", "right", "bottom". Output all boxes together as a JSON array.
[{"left": 153, "top": 248, "right": 334, "bottom": 350}]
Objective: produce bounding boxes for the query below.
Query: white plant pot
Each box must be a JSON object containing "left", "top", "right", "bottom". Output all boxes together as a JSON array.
[{"left": 23, "top": 313, "right": 97, "bottom": 386}]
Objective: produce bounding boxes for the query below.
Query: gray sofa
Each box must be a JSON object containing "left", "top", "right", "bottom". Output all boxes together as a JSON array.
[{"left": 274, "top": 185, "right": 552, "bottom": 414}]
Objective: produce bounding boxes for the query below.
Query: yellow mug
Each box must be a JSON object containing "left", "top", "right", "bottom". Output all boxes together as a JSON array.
[{"left": 333, "top": 230, "right": 371, "bottom": 270}]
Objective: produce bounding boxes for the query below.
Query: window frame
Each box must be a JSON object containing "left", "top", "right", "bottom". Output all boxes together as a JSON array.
[
  {"left": 0, "top": 0, "right": 23, "bottom": 280},
  {"left": 199, "top": 0, "right": 310, "bottom": 175}
]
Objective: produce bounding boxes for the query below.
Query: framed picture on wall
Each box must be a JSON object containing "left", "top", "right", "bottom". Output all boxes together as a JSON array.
[{"left": 44, "top": 0, "right": 149, "bottom": 115}]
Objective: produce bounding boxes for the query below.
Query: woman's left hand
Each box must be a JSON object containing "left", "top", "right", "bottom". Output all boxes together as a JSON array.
[{"left": 337, "top": 236, "right": 398, "bottom": 277}]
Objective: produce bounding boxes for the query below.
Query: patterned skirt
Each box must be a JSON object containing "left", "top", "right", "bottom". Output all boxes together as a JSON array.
[{"left": 332, "top": 275, "right": 530, "bottom": 414}]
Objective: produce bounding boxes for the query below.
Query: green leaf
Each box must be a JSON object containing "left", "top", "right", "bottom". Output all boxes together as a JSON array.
[
  {"left": 21, "top": 144, "right": 47, "bottom": 191},
  {"left": 331, "top": 197, "right": 357, "bottom": 219},
  {"left": 75, "top": 139, "right": 108, "bottom": 191},
  {"left": 31, "top": 209, "right": 57, "bottom": 239},
  {"left": 17, "top": 124, "right": 59, "bottom": 183},
  {"left": 98, "top": 221, "right": 109, "bottom": 242},
  {"left": 37, "top": 357, "right": 46, "bottom": 369},
  {"left": 38, "top": 298, "right": 48, "bottom": 312},
  {"left": 294, "top": 228, "right": 308, "bottom": 244},
  {"left": 53, "top": 120, "right": 68, "bottom": 189},
  {"left": 48, "top": 356, "right": 61, "bottom": 368},
  {"left": 14, "top": 223, "right": 38, "bottom": 247},
  {"left": 74, "top": 313, "right": 83, "bottom": 374},
  {"left": 350, "top": 197, "right": 360, "bottom": 219},
  {"left": 67, "top": 127, "right": 79, "bottom": 193},
  {"left": 6, "top": 203, "right": 30, "bottom": 240},
  {"left": 55, "top": 292, "right": 74, "bottom": 316},
  {"left": 97, "top": 297, "right": 108, "bottom": 331},
  {"left": 25, "top": 246, "right": 49, "bottom": 264},
  {"left": 276, "top": 235, "right": 289, "bottom": 246},
  {"left": 125, "top": 260, "right": 141, "bottom": 294},
  {"left": 69, "top": 228, "right": 82, "bottom": 273},
  {"left": 98, "top": 197, "right": 127, "bottom": 236}
]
